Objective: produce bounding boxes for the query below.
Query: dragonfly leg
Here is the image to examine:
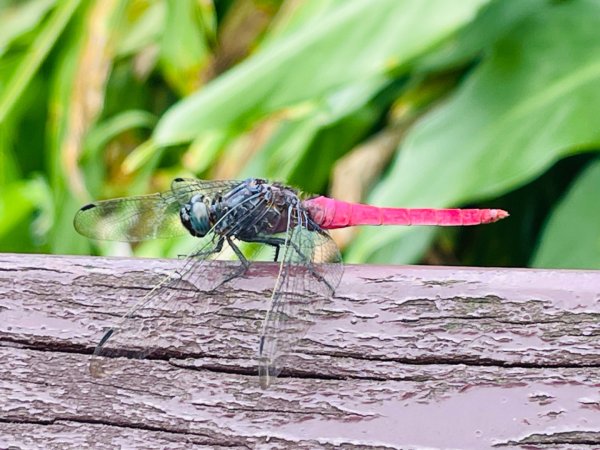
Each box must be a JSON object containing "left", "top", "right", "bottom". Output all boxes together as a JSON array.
[
  {"left": 207, "top": 236, "right": 250, "bottom": 289},
  {"left": 242, "top": 236, "right": 286, "bottom": 262},
  {"left": 244, "top": 235, "right": 312, "bottom": 263},
  {"left": 188, "top": 236, "right": 224, "bottom": 258},
  {"left": 226, "top": 236, "right": 250, "bottom": 268},
  {"left": 242, "top": 235, "right": 336, "bottom": 291}
]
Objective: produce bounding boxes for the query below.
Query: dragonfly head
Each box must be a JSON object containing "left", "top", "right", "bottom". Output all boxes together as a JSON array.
[{"left": 180, "top": 194, "right": 211, "bottom": 238}]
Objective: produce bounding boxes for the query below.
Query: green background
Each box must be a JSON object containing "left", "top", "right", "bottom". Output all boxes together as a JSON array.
[{"left": 1, "top": 0, "right": 599, "bottom": 269}]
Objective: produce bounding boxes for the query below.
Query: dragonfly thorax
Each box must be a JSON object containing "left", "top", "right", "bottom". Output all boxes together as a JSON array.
[
  {"left": 180, "top": 194, "right": 211, "bottom": 237},
  {"left": 178, "top": 178, "right": 321, "bottom": 242}
]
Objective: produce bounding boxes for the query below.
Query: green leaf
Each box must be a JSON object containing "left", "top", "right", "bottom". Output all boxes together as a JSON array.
[
  {"left": 0, "top": 0, "right": 81, "bottom": 124},
  {"left": 0, "top": 0, "right": 56, "bottom": 57},
  {"left": 51, "top": 189, "right": 90, "bottom": 254},
  {"left": 116, "top": 1, "right": 164, "bottom": 57},
  {"left": 154, "top": 0, "right": 489, "bottom": 145},
  {"left": 241, "top": 76, "right": 388, "bottom": 191},
  {"left": 84, "top": 110, "right": 157, "bottom": 159},
  {"left": 122, "top": 139, "right": 159, "bottom": 175},
  {"left": 418, "top": 0, "right": 547, "bottom": 72},
  {"left": 0, "top": 178, "right": 50, "bottom": 252},
  {"left": 347, "top": 0, "right": 600, "bottom": 263},
  {"left": 263, "top": 0, "right": 349, "bottom": 46},
  {"left": 0, "top": 128, "right": 20, "bottom": 186},
  {"left": 531, "top": 158, "right": 600, "bottom": 269},
  {"left": 160, "top": 0, "right": 210, "bottom": 95},
  {"left": 0, "top": 180, "right": 37, "bottom": 236},
  {"left": 184, "top": 129, "right": 231, "bottom": 174}
]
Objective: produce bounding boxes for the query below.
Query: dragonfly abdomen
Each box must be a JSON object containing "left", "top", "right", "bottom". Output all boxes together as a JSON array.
[{"left": 305, "top": 196, "right": 509, "bottom": 228}]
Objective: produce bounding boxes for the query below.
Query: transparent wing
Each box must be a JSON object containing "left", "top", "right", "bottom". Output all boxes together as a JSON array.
[
  {"left": 89, "top": 186, "right": 274, "bottom": 377},
  {"left": 89, "top": 235, "right": 227, "bottom": 377},
  {"left": 169, "top": 178, "right": 243, "bottom": 203},
  {"left": 257, "top": 209, "right": 343, "bottom": 389},
  {"left": 74, "top": 178, "right": 243, "bottom": 242},
  {"left": 74, "top": 193, "right": 184, "bottom": 241}
]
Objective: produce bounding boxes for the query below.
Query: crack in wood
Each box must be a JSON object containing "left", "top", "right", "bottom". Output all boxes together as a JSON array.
[
  {"left": 496, "top": 431, "right": 600, "bottom": 446},
  {"left": 3, "top": 254, "right": 600, "bottom": 449},
  {"left": 0, "top": 417, "right": 225, "bottom": 446}
]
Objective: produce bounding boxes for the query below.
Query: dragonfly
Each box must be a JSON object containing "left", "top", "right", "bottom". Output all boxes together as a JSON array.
[{"left": 74, "top": 177, "right": 508, "bottom": 388}]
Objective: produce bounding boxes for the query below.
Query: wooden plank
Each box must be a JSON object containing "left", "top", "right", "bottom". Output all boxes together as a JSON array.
[{"left": 1, "top": 253, "right": 599, "bottom": 449}]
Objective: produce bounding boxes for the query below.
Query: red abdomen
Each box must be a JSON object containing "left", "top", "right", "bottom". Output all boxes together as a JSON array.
[{"left": 304, "top": 196, "right": 508, "bottom": 229}]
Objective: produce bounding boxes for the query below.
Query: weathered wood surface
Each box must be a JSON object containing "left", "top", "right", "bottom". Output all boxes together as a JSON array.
[{"left": 1, "top": 253, "right": 599, "bottom": 449}]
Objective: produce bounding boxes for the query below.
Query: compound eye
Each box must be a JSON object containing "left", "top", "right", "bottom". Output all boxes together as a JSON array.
[
  {"left": 190, "top": 201, "right": 210, "bottom": 236},
  {"left": 190, "top": 194, "right": 203, "bottom": 203},
  {"left": 180, "top": 197, "right": 210, "bottom": 237}
]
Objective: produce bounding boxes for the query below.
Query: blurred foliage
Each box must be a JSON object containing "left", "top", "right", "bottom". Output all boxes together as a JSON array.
[{"left": 1, "top": 0, "right": 599, "bottom": 268}]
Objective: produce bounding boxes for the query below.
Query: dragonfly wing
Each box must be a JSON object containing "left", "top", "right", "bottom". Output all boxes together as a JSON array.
[
  {"left": 74, "top": 192, "right": 186, "bottom": 241},
  {"left": 74, "top": 179, "right": 245, "bottom": 242},
  {"left": 89, "top": 235, "right": 230, "bottom": 377},
  {"left": 89, "top": 188, "right": 275, "bottom": 377},
  {"left": 170, "top": 178, "right": 244, "bottom": 204},
  {"left": 258, "top": 218, "right": 343, "bottom": 389}
]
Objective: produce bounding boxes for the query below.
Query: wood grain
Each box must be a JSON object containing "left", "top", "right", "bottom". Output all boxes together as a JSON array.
[{"left": 1, "top": 253, "right": 599, "bottom": 449}]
